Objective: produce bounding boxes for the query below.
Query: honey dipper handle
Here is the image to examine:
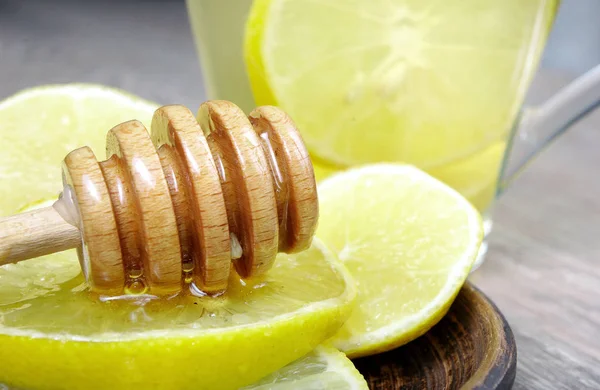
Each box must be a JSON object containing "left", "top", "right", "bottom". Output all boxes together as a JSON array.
[{"left": 0, "top": 206, "right": 80, "bottom": 265}]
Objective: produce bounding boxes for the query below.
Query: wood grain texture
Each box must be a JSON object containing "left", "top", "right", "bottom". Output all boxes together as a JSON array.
[
  {"left": 197, "top": 101, "right": 279, "bottom": 278},
  {"left": 63, "top": 146, "right": 124, "bottom": 293},
  {"left": 157, "top": 144, "right": 194, "bottom": 271},
  {"left": 249, "top": 106, "right": 319, "bottom": 254},
  {"left": 106, "top": 120, "right": 182, "bottom": 294},
  {"left": 100, "top": 155, "right": 143, "bottom": 282},
  {"left": 355, "top": 283, "right": 516, "bottom": 390},
  {"left": 0, "top": 206, "right": 79, "bottom": 265},
  {"left": 151, "top": 105, "right": 231, "bottom": 293}
]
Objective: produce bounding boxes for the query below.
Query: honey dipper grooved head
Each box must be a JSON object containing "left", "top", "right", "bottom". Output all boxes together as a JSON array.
[
  {"left": 62, "top": 147, "right": 124, "bottom": 294},
  {"left": 249, "top": 106, "right": 318, "bottom": 254},
  {"left": 197, "top": 100, "right": 279, "bottom": 278},
  {"left": 106, "top": 120, "right": 183, "bottom": 295},
  {"left": 151, "top": 105, "right": 230, "bottom": 293},
  {"left": 60, "top": 100, "right": 319, "bottom": 297}
]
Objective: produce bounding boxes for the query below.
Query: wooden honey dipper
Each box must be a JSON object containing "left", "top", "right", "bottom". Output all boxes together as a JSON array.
[{"left": 0, "top": 101, "right": 318, "bottom": 296}]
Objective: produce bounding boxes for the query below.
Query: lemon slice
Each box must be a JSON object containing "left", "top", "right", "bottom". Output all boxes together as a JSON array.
[
  {"left": 0, "top": 239, "right": 355, "bottom": 390},
  {"left": 317, "top": 164, "right": 483, "bottom": 358},
  {"left": 245, "top": 0, "right": 556, "bottom": 168},
  {"left": 0, "top": 85, "right": 356, "bottom": 390},
  {"left": 243, "top": 345, "right": 368, "bottom": 390}
]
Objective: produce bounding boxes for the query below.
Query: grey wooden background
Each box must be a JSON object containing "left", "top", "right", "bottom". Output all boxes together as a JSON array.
[{"left": 1, "top": 1, "right": 599, "bottom": 389}]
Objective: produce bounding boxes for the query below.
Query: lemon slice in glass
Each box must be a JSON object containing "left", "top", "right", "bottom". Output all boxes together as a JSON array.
[{"left": 245, "top": 0, "right": 557, "bottom": 168}]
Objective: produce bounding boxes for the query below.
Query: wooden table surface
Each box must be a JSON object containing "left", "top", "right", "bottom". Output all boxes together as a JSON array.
[{"left": 1, "top": 1, "right": 599, "bottom": 389}]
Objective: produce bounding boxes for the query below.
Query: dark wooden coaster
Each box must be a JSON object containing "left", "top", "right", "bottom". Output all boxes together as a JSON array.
[{"left": 354, "top": 282, "right": 516, "bottom": 390}]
